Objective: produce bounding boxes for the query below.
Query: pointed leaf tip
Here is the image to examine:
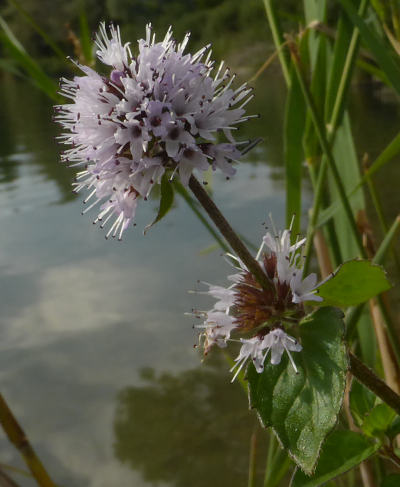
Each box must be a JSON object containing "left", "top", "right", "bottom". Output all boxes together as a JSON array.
[
  {"left": 247, "top": 307, "right": 348, "bottom": 474},
  {"left": 316, "top": 259, "right": 391, "bottom": 307},
  {"left": 143, "top": 174, "right": 174, "bottom": 234}
]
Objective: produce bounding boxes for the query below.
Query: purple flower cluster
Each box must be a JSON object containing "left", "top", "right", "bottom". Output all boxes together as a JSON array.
[
  {"left": 55, "top": 23, "right": 253, "bottom": 239},
  {"left": 192, "top": 222, "right": 324, "bottom": 381}
]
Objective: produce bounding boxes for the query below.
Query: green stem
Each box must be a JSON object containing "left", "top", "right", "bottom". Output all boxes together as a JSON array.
[
  {"left": 349, "top": 352, "right": 400, "bottom": 415},
  {"left": 303, "top": 0, "right": 368, "bottom": 273},
  {"left": 248, "top": 427, "right": 257, "bottom": 487},
  {"left": 390, "top": 0, "right": 400, "bottom": 40},
  {"left": 264, "top": 445, "right": 292, "bottom": 487},
  {"left": 303, "top": 160, "right": 328, "bottom": 273},
  {"left": 328, "top": 0, "right": 368, "bottom": 132},
  {"left": 305, "top": 163, "right": 342, "bottom": 273},
  {"left": 0, "top": 394, "right": 57, "bottom": 487},
  {"left": 8, "top": 0, "right": 66, "bottom": 61},
  {"left": 264, "top": 432, "right": 277, "bottom": 487},
  {"left": 346, "top": 215, "right": 400, "bottom": 341},
  {"left": 364, "top": 171, "right": 400, "bottom": 274},
  {"left": 263, "top": 0, "right": 291, "bottom": 86},
  {"left": 366, "top": 172, "right": 389, "bottom": 235},
  {"left": 188, "top": 175, "right": 273, "bottom": 293},
  {"left": 290, "top": 41, "right": 366, "bottom": 260},
  {"left": 373, "top": 215, "right": 400, "bottom": 266},
  {"left": 376, "top": 294, "right": 400, "bottom": 366},
  {"left": 346, "top": 304, "right": 365, "bottom": 340}
]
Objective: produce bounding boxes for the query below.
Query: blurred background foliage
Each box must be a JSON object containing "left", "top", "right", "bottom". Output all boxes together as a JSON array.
[{"left": 0, "top": 0, "right": 303, "bottom": 76}]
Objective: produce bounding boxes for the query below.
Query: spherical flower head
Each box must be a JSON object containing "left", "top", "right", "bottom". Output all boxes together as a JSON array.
[
  {"left": 191, "top": 220, "right": 327, "bottom": 379},
  {"left": 55, "top": 22, "right": 254, "bottom": 239}
]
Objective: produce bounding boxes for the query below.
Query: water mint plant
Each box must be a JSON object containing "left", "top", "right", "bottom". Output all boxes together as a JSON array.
[
  {"left": 191, "top": 217, "right": 392, "bottom": 473},
  {"left": 1, "top": 2, "right": 400, "bottom": 486},
  {"left": 40, "top": 14, "right": 400, "bottom": 487}
]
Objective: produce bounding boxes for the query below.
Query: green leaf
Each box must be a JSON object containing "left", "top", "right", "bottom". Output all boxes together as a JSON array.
[
  {"left": 362, "top": 403, "right": 396, "bottom": 438},
  {"left": 317, "top": 260, "right": 391, "bottom": 307},
  {"left": 387, "top": 416, "right": 400, "bottom": 439},
  {"left": 363, "top": 130, "right": 400, "bottom": 182},
  {"left": 247, "top": 307, "right": 347, "bottom": 474},
  {"left": 144, "top": 174, "right": 174, "bottom": 234},
  {"left": 264, "top": 445, "right": 292, "bottom": 487},
  {"left": 338, "top": 0, "right": 400, "bottom": 96},
  {"left": 284, "top": 64, "right": 306, "bottom": 236},
  {"left": 349, "top": 378, "right": 376, "bottom": 426},
  {"left": 381, "top": 474, "right": 400, "bottom": 487},
  {"left": 291, "top": 431, "right": 381, "bottom": 487},
  {"left": 0, "top": 16, "right": 58, "bottom": 100},
  {"left": 325, "top": 11, "right": 353, "bottom": 121},
  {"left": 318, "top": 130, "right": 400, "bottom": 228},
  {"left": 329, "top": 114, "right": 365, "bottom": 261},
  {"left": 8, "top": 0, "right": 66, "bottom": 61},
  {"left": 79, "top": 2, "right": 94, "bottom": 64}
]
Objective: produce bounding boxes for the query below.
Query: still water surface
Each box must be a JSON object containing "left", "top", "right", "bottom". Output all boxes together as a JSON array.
[{"left": 0, "top": 71, "right": 399, "bottom": 487}]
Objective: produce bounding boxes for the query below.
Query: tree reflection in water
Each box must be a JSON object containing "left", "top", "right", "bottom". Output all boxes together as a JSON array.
[{"left": 113, "top": 357, "right": 268, "bottom": 487}]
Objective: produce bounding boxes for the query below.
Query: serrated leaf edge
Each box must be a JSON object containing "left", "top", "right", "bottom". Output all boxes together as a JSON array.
[
  {"left": 289, "top": 440, "right": 381, "bottom": 487},
  {"left": 247, "top": 308, "right": 349, "bottom": 475},
  {"left": 316, "top": 259, "right": 392, "bottom": 306}
]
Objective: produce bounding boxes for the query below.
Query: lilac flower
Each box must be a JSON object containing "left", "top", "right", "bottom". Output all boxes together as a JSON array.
[
  {"left": 262, "top": 222, "right": 306, "bottom": 285},
  {"left": 191, "top": 222, "right": 326, "bottom": 379},
  {"left": 231, "top": 336, "right": 265, "bottom": 381},
  {"left": 230, "top": 329, "right": 302, "bottom": 382},
  {"left": 262, "top": 328, "right": 302, "bottom": 372},
  {"left": 192, "top": 282, "right": 237, "bottom": 355},
  {"left": 196, "top": 311, "right": 237, "bottom": 356},
  {"left": 290, "top": 270, "right": 323, "bottom": 304},
  {"left": 55, "top": 23, "right": 253, "bottom": 239}
]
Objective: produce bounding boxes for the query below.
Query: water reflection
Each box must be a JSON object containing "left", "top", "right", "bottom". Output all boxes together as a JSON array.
[
  {"left": 0, "top": 68, "right": 399, "bottom": 487},
  {"left": 0, "top": 75, "right": 74, "bottom": 202},
  {"left": 0, "top": 69, "right": 288, "bottom": 205},
  {"left": 114, "top": 359, "right": 269, "bottom": 487}
]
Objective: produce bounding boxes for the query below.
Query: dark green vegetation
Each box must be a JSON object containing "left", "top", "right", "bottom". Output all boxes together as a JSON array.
[{"left": 0, "top": 0, "right": 300, "bottom": 75}]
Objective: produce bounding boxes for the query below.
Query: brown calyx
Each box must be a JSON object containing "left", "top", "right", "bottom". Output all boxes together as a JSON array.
[{"left": 232, "top": 253, "right": 298, "bottom": 331}]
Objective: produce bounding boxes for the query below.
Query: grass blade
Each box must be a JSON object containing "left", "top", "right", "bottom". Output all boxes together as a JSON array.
[
  {"left": 0, "top": 16, "right": 58, "bottom": 100},
  {"left": 7, "top": 0, "right": 66, "bottom": 61},
  {"left": 284, "top": 65, "right": 306, "bottom": 235},
  {"left": 263, "top": 0, "right": 291, "bottom": 86},
  {"left": 338, "top": 0, "right": 400, "bottom": 96},
  {"left": 79, "top": 1, "right": 94, "bottom": 65},
  {"left": 317, "top": 130, "right": 400, "bottom": 227}
]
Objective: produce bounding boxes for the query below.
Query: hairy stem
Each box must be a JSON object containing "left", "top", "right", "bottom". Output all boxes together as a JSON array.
[
  {"left": 188, "top": 175, "right": 273, "bottom": 292},
  {"left": 349, "top": 353, "right": 400, "bottom": 415}
]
